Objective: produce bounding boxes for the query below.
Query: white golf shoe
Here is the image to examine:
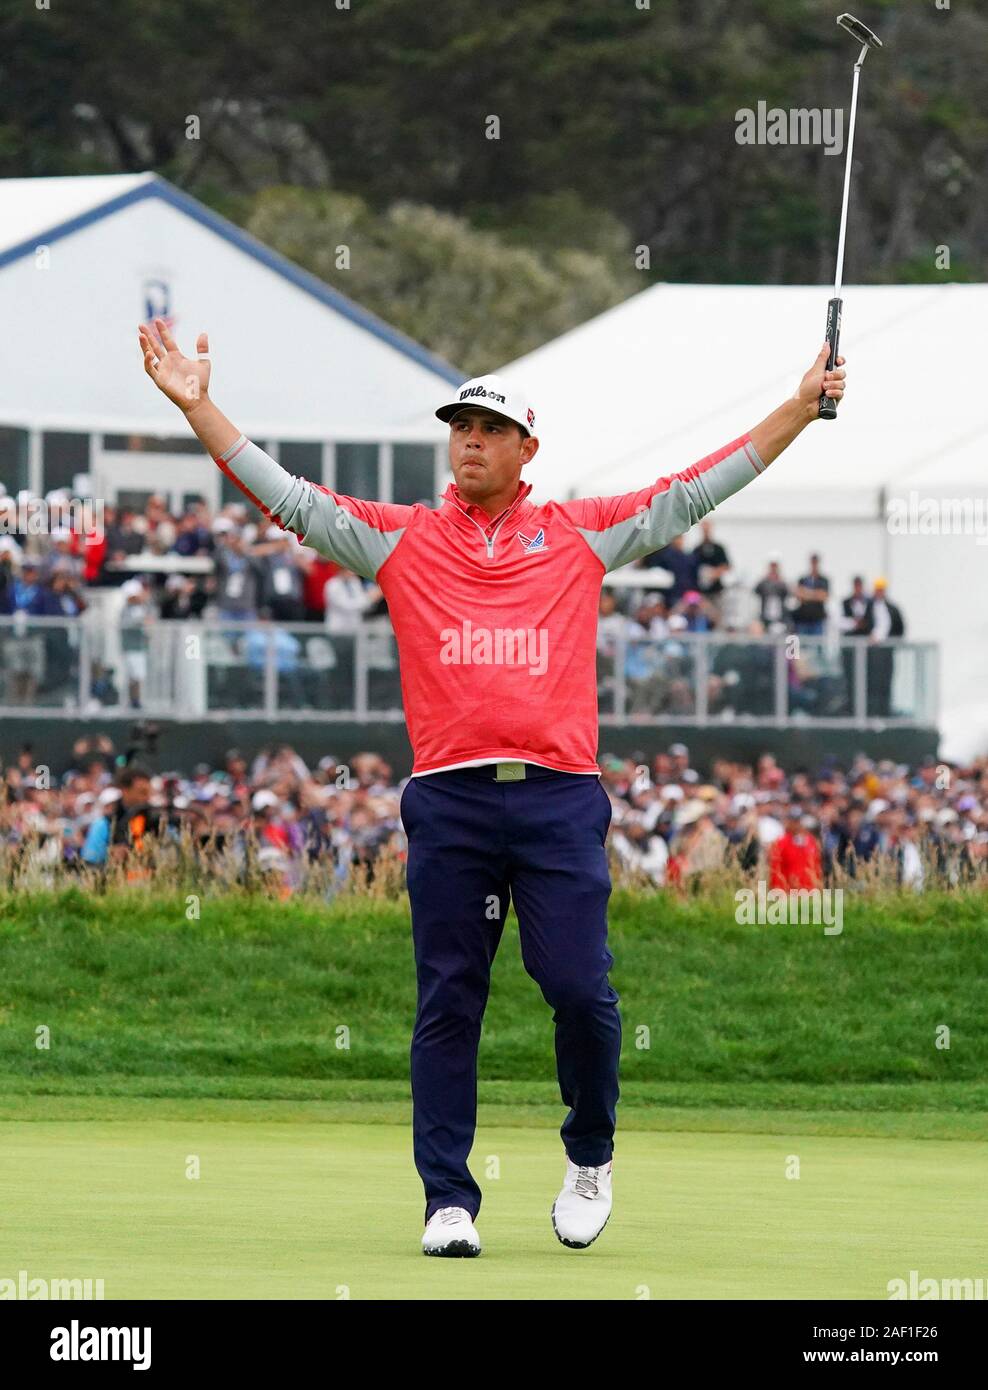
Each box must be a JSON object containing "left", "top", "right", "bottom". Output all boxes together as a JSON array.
[
  {"left": 422, "top": 1206, "right": 481, "bottom": 1257},
  {"left": 551, "top": 1158, "right": 613, "bottom": 1248}
]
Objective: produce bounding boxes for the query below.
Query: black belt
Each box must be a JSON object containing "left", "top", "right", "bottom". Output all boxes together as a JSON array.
[{"left": 428, "top": 762, "right": 598, "bottom": 783}]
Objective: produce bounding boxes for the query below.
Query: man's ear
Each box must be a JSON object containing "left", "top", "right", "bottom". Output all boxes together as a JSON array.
[{"left": 520, "top": 434, "right": 539, "bottom": 466}]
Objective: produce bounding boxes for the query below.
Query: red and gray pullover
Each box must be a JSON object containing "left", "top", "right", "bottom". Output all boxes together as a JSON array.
[{"left": 216, "top": 433, "right": 768, "bottom": 776}]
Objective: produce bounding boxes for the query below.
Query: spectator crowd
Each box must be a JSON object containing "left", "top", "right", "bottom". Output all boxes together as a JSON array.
[
  {"left": 1, "top": 490, "right": 913, "bottom": 720},
  {"left": 597, "top": 523, "right": 909, "bottom": 719},
  {"left": 2, "top": 734, "right": 985, "bottom": 897},
  {"left": 614, "top": 520, "right": 906, "bottom": 641},
  {"left": 596, "top": 743, "right": 979, "bottom": 891},
  {"left": 1, "top": 492, "right": 904, "bottom": 642},
  {"left": 0, "top": 489, "right": 380, "bottom": 628}
]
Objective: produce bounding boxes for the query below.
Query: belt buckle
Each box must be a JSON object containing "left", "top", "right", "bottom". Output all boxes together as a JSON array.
[{"left": 495, "top": 761, "right": 526, "bottom": 782}]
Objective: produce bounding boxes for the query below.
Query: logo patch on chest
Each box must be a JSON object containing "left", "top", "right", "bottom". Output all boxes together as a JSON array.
[{"left": 517, "top": 528, "right": 548, "bottom": 554}]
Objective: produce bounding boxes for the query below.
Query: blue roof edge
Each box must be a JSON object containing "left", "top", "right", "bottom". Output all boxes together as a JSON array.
[{"left": 0, "top": 174, "right": 464, "bottom": 385}]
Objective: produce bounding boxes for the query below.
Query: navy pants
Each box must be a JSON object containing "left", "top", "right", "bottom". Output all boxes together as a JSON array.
[{"left": 400, "top": 765, "right": 621, "bottom": 1223}]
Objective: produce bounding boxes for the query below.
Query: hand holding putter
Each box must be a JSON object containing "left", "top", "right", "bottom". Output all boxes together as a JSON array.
[{"left": 820, "top": 13, "right": 883, "bottom": 420}]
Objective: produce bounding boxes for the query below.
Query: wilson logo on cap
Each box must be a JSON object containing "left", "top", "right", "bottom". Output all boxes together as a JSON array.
[{"left": 459, "top": 385, "right": 506, "bottom": 405}]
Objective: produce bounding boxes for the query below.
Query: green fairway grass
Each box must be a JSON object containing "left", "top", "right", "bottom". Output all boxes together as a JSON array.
[
  {"left": 3, "top": 1105, "right": 986, "bottom": 1299},
  {"left": 2, "top": 890, "right": 985, "bottom": 1298},
  {"left": 3, "top": 1080, "right": 987, "bottom": 1140},
  {"left": 0, "top": 889, "right": 985, "bottom": 1106}
]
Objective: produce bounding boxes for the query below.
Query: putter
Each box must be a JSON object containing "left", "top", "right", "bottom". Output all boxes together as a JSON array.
[{"left": 820, "top": 12, "right": 883, "bottom": 419}]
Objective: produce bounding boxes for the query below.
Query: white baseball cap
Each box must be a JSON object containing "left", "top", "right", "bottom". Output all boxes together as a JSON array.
[{"left": 435, "top": 374, "right": 536, "bottom": 437}]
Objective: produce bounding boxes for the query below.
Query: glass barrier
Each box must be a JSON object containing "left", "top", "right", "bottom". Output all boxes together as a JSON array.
[
  {"left": 784, "top": 637, "right": 852, "bottom": 720},
  {"left": 363, "top": 624, "right": 403, "bottom": 712},
  {"left": 281, "top": 631, "right": 356, "bottom": 714},
  {"left": 875, "top": 640, "right": 933, "bottom": 722},
  {"left": 203, "top": 625, "right": 267, "bottom": 712},
  {"left": 625, "top": 636, "right": 698, "bottom": 717},
  {"left": 708, "top": 635, "right": 777, "bottom": 719},
  {"left": 0, "top": 617, "right": 938, "bottom": 727},
  {"left": 0, "top": 619, "right": 81, "bottom": 708}
]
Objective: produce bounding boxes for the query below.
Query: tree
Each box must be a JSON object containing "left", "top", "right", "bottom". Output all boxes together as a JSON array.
[{"left": 246, "top": 187, "right": 639, "bottom": 374}]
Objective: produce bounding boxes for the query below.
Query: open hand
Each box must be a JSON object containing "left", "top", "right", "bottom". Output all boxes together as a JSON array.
[{"left": 137, "top": 317, "right": 211, "bottom": 414}]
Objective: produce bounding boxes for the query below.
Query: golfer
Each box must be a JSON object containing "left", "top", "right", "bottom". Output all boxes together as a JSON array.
[{"left": 138, "top": 317, "right": 846, "bottom": 1256}]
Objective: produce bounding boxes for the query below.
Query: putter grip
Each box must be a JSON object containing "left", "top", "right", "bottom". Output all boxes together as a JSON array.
[{"left": 819, "top": 297, "right": 842, "bottom": 420}]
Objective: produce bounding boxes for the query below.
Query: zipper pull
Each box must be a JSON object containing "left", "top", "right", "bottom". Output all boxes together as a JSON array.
[{"left": 486, "top": 536, "right": 494, "bottom": 558}]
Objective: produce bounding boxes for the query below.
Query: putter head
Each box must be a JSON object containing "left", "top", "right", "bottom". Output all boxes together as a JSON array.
[{"left": 836, "top": 13, "right": 883, "bottom": 49}]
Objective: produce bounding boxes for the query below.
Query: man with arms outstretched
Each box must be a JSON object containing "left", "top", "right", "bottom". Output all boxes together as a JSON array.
[{"left": 138, "top": 316, "right": 846, "bottom": 1256}]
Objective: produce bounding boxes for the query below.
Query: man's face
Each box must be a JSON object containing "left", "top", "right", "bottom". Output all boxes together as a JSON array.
[
  {"left": 123, "top": 777, "right": 151, "bottom": 807},
  {"left": 448, "top": 408, "right": 538, "bottom": 503}
]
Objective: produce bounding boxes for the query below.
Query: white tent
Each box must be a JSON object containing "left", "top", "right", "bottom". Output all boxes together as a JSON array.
[
  {"left": 0, "top": 173, "right": 454, "bottom": 505},
  {"left": 495, "top": 283, "right": 986, "bottom": 758}
]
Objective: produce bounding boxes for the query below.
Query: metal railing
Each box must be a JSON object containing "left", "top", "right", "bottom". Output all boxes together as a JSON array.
[{"left": 0, "top": 615, "right": 938, "bottom": 726}]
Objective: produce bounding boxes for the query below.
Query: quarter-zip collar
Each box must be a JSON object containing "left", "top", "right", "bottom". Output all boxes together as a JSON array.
[
  {"left": 441, "top": 478, "right": 535, "bottom": 560},
  {"left": 442, "top": 478, "right": 533, "bottom": 527}
]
